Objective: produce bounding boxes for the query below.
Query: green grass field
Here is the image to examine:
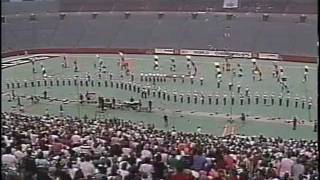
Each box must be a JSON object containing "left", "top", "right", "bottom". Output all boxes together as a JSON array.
[{"left": 1, "top": 54, "right": 318, "bottom": 140}]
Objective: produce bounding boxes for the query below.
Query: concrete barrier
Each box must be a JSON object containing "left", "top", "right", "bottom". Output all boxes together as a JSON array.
[{"left": 1, "top": 48, "right": 317, "bottom": 64}]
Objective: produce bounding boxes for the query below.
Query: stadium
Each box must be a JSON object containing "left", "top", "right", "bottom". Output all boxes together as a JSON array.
[{"left": 1, "top": 0, "right": 318, "bottom": 180}]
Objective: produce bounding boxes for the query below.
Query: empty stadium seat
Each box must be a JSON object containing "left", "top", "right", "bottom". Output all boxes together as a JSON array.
[
  {"left": 191, "top": 12, "right": 198, "bottom": 19},
  {"left": 59, "top": 13, "right": 66, "bottom": 20},
  {"left": 158, "top": 12, "right": 164, "bottom": 19},
  {"left": 262, "top": 14, "right": 269, "bottom": 21},
  {"left": 125, "top": 12, "right": 131, "bottom": 19},
  {"left": 226, "top": 13, "right": 233, "bottom": 20},
  {"left": 92, "top": 12, "right": 99, "bottom": 19},
  {"left": 29, "top": 13, "right": 36, "bottom": 21},
  {"left": 300, "top": 14, "right": 307, "bottom": 23}
]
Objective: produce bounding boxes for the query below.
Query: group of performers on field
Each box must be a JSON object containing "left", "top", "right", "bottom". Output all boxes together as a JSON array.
[
  {"left": 153, "top": 55, "right": 197, "bottom": 76},
  {"left": 15, "top": 52, "right": 312, "bottom": 98},
  {"left": 214, "top": 57, "right": 262, "bottom": 81},
  {"left": 7, "top": 52, "right": 314, "bottom": 122}
]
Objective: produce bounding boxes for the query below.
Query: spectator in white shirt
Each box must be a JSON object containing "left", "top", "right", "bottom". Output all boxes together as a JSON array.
[
  {"left": 2, "top": 147, "right": 18, "bottom": 169},
  {"left": 71, "top": 131, "right": 82, "bottom": 145},
  {"left": 80, "top": 155, "right": 96, "bottom": 178},
  {"left": 139, "top": 157, "right": 154, "bottom": 180},
  {"left": 141, "top": 148, "right": 152, "bottom": 160},
  {"left": 13, "top": 145, "right": 26, "bottom": 163},
  {"left": 278, "top": 155, "right": 294, "bottom": 177},
  {"left": 118, "top": 162, "right": 130, "bottom": 180},
  {"left": 291, "top": 158, "right": 305, "bottom": 180}
]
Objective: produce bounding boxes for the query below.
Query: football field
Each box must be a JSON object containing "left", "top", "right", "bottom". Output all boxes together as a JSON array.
[{"left": 2, "top": 54, "right": 318, "bottom": 140}]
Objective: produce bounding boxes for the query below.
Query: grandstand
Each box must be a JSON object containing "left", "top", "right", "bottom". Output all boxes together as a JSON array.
[
  {"left": 1, "top": 0, "right": 318, "bottom": 180},
  {"left": 2, "top": 12, "right": 318, "bottom": 56},
  {"left": 2, "top": 0, "right": 317, "bottom": 14}
]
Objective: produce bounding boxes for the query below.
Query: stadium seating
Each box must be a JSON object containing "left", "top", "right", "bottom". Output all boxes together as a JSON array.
[
  {"left": 2, "top": 0, "right": 317, "bottom": 14},
  {"left": 1, "top": 12, "right": 317, "bottom": 56}
]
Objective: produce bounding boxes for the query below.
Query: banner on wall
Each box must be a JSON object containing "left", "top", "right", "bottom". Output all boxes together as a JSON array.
[
  {"left": 212, "top": 51, "right": 231, "bottom": 57},
  {"left": 223, "top": 0, "right": 239, "bottom": 9},
  {"left": 179, "top": 49, "right": 252, "bottom": 58},
  {"left": 180, "top": 49, "right": 210, "bottom": 56},
  {"left": 226, "top": 51, "right": 252, "bottom": 58},
  {"left": 258, "top": 53, "right": 280, "bottom": 60},
  {"left": 252, "top": 52, "right": 259, "bottom": 58},
  {"left": 154, "top": 48, "right": 175, "bottom": 54}
]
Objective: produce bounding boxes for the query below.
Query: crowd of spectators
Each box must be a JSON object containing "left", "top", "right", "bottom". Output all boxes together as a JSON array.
[{"left": 1, "top": 112, "right": 318, "bottom": 180}]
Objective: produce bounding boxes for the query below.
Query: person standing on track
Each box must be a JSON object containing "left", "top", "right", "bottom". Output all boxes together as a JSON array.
[
  {"left": 63, "top": 56, "right": 68, "bottom": 68},
  {"left": 293, "top": 116, "right": 298, "bottom": 130},
  {"left": 74, "top": 60, "right": 79, "bottom": 72},
  {"left": 59, "top": 104, "right": 64, "bottom": 116},
  {"left": 303, "top": 66, "right": 309, "bottom": 82},
  {"left": 11, "top": 90, "right": 16, "bottom": 100},
  {"left": 197, "top": 126, "right": 202, "bottom": 134},
  {"left": 148, "top": 100, "right": 152, "bottom": 112},
  {"left": 43, "top": 90, "right": 47, "bottom": 99},
  {"left": 164, "top": 114, "right": 168, "bottom": 128},
  {"left": 186, "top": 56, "right": 191, "bottom": 70}
]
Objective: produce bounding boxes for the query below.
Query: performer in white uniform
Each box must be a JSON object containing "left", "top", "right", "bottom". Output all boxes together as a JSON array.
[
  {"left": 154, "top": 55, "right": 159, "bottom": 70},
  {"left": 303, "top": 66, "right": 309, "bottom": 82},
  {"left": 170, "top": 58, "right": 176, "bottom": 72},
  {"left": 186, "top": 56, "right": 191, "bottom": 70}
]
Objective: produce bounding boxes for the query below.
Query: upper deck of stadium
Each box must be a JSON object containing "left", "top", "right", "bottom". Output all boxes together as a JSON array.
[
  {"left": 1, "top": 0, "right": 318, "bottom": 57},
  {"left": 1, "top": 0, "right": 317, "bottom": 15},
  {"left": 2, "top": 11, "right": 317, "bottom": 56}
]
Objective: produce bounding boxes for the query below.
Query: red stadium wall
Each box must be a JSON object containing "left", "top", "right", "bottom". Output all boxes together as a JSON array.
[
  {"left": 280, "top": 55, "right": 317, "bottom": 63},
  {"left": 1, "top": 48, "right": 317, "bottom": 64},
  {"left": 1, "top": 48, "right": 154, "bottom": 57}
]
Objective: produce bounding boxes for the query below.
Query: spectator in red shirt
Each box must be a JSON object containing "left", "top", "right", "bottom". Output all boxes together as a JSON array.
[
  {"left": 212, "top": 169, "right": 227, "bottom": 180},
  {"left": 224, "top": 150, "right": 236, "bottom": 170},
  {"left": 50, "top": 138, "right": 65, "bottom": 156},
  {"left": 215, "top": 150, "right": 226, "bottom": 170},
  {"left": 169, "top": 165, "right": 195, "bottom": 180}
]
